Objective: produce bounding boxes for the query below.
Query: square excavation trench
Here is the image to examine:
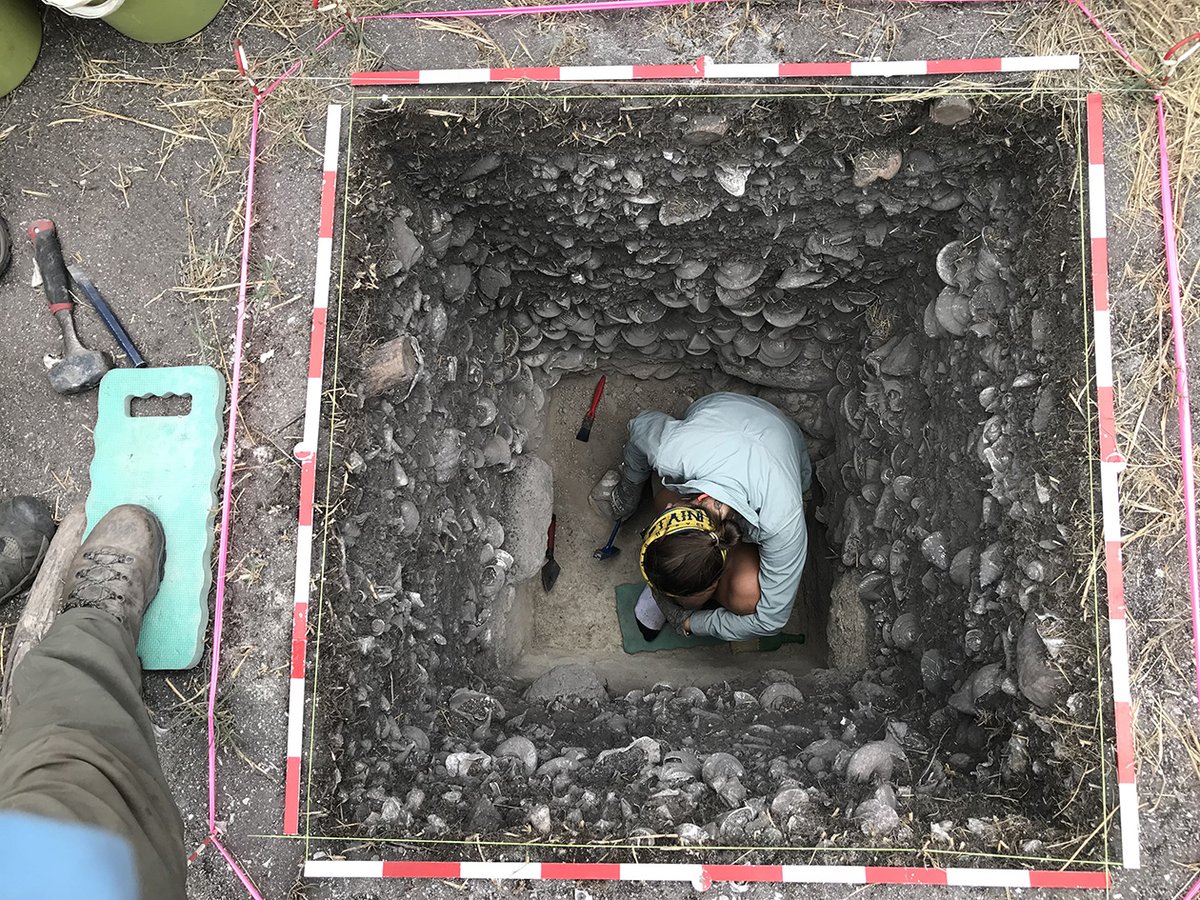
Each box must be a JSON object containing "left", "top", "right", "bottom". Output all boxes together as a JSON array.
[{"left": 312, "top": 92, "right": 1114, "bottom": 869}]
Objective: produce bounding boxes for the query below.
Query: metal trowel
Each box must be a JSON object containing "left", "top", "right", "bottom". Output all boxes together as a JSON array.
[{"left": 541, "top": 515, "right": 561, "bottom": 592}]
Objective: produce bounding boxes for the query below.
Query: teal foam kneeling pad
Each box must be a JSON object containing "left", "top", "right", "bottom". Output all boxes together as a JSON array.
[
  {"left": 615, "top": 582, "right": 723, "bottom": 654},
  {"left": 86, "top": 367, "right": 225, "bottom": 670}
]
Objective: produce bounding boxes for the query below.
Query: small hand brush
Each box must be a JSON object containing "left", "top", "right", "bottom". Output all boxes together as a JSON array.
[{"left": 575, "top": 374, "right": 606, "bottom": 442}]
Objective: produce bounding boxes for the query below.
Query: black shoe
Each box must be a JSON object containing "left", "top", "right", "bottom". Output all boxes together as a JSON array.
[
  {"left": 0, "top": 497, "right": 56, "bottom": 605},
  {"left": 61, "top": 505, "right": 165, "bottom": 640},
  {"left": 636, "top": 618, "right": 663, "bottom": 642}
]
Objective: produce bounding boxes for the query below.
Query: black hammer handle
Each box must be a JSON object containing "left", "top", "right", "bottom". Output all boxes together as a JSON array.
[{"left": 28, "top": 220, "right": 73, "bottom": 316}]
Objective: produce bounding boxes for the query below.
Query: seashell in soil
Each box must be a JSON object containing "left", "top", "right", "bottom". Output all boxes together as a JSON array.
[
  {"left": 762, "top": 297, "right": 810, "bottom": 328},
  {"left": 756, "top": 337, "right": 803, "bottom": 368},
  {"left": 621, "top": 324, "right": 659, "bottom": 348},
  {"left": 715, "top": 165, "right": 750, "bottom": 196},
  {"left": 675, "top": 260, "right": 709, "bottom": 280},
  {"left": 760, "top": 682, "right": 804, "bottom": 710},
  {"left": 715, "top": 260, "right": 766, "bottom": 291},
  {"left": 493, "top": 736, "right": 538, "bottom": 775},
  {"left": 776, "top": 266, "right": 823, "bottom": 290},
  {"left": 934, "top": 287, "right": 972, "bottom": 336}
]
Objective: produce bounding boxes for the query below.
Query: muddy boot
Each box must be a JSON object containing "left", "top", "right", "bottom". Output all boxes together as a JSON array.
[
  {"left": 0, "top": 496, "right": 57, "bottom": 606},
  {"left": 589, "top": 468, "right": 621, "bottom": 520},
  {"left": 60, "top": 504, "right": 165, "bottom": 641}
]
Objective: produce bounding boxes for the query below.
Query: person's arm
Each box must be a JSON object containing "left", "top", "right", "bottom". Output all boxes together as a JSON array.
[
  {"left": 622, "top": 411, "right": 673, "bottom": 485},
  {"left": 687, "top": 515, "right": 807, "bottom": 641}
]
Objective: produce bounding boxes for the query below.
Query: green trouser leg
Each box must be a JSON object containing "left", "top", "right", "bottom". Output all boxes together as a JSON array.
[{"left": 0, "top": 609, "right": 185, "bottom": 900}]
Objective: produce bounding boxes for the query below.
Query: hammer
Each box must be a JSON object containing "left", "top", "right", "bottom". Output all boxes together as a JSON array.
[{"left": 28, "top": 220, "right": 111, "bottom": 395}]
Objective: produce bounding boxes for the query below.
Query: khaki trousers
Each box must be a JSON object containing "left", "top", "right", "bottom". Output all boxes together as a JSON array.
[{"left": 0, "top": 608, "right": 185, "bottom": 900}]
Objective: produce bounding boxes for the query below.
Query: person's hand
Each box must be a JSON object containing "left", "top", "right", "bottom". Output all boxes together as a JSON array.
[{"left": 610, "top": 476, "right": 644, "bottom": 521}]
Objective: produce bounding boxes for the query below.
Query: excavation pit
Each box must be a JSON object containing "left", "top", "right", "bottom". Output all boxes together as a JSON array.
[{"left": 315, "top": 92, "right": 1110, "bottom": 867}]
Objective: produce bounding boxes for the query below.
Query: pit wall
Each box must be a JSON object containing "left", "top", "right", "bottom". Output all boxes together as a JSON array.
[{"left": 317, "top": 95, "right": 1103, "bottom": 863}]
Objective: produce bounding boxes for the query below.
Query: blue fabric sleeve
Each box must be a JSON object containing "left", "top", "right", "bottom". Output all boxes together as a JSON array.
[
  {"left": 622, "top": 411, "right": 673, "bottom": 484},
  {"left": 0, "top": 811, "right": 137, "bottom": 900}
]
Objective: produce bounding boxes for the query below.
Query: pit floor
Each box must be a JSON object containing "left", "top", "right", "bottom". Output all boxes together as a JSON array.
[{"left": 509, "top": 373, "right": 828, "bottom": 692}]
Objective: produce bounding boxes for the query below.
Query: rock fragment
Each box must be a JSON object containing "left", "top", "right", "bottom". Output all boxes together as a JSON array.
[
  {"left": 525, "top": 664, "right": 608, "bottom": 702},
  {"left": 931, "top": 96, "right": 974, "bottom": 126},
  {"left": 852, "top": 147, "right": 903, "bottom": 187}
]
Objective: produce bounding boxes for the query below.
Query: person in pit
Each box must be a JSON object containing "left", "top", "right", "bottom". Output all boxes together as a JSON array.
[{"left": 608, "top": 392, "right": 813, "bottom": 642}]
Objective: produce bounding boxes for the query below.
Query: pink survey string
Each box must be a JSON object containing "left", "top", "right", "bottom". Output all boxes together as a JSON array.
[
  {"left": 201, "top": 93, "right": 265, "bottom": 900},
  {"left": 1158, "top": 92, "right": 1200, "bottom": 900},
  {"left": 260, "top": 25, "right": 348, "bottom": 98},
  {"left": 1156, "top": 93, "right": 1200, "bottom": 714},
  {"left": 355, "top": 0, "right": 1023, "bottom": 21},
  {"left": 356, "top": 0, "right": 720, "bottom": 20},
  {"left": 1066, "top": 0, "right": 1153, "bottom": 79}
]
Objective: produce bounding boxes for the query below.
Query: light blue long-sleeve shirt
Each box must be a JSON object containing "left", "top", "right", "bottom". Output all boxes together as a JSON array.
[{"left": 623, "top": 393, "right": 812, "bottom": 640}]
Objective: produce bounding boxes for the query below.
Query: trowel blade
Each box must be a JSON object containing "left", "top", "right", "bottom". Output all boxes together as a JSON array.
[{"left": 541, "top": 557, "right": 561, "bottom": 592}]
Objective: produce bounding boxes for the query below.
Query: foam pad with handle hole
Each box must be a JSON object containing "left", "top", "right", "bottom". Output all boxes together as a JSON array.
[{"left": 86, "top": 366, "right": 225, "bottom": 670}]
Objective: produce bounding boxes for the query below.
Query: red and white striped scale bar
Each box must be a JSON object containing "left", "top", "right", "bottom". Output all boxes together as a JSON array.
[
  {"left": 304, "top": 859, "right": 1111, "bottom": 889},
  {"left": 283, "top": 91, "right": 1130, "bottom": 884},
  {"left": 284, "top": 103, "right": 344, "bottom": 836},
  {"left": 350, "top": 53, "right": 1078, "bottom": 86},
  {"left": 1086, "top": 92, "right": 1139, "bottom": 870}
]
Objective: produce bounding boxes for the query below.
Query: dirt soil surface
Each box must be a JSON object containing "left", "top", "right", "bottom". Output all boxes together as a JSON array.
[{"left": 1, "top": 2, "right": 1198, "bottom": 899}]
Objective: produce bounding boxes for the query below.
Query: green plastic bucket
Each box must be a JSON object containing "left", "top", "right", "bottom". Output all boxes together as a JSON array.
[
  {"left": 102, "top": 0, "right": 226, "bottom": 43},
  {"left": 0, "top": 0, "right": 42, "bottom": 99}
]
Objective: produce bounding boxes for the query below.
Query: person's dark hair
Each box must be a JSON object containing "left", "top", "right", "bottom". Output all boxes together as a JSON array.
[{"left": 642, "top": 509, "right": 742, "bottom": 597}]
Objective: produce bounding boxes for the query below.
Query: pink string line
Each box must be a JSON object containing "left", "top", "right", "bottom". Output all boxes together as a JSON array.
[
  {"left": 1066, "top": 0, "right": 1153, "bottom": 79},
  {"left": 355, "top": 0, "right": 721, "bottom": 20},
  {"left": 200, "top": 94, "right": 264, "bottom": 900},
  {"left": 208, "top": 94, "right": 258, "bottom": 837},
  {"left": 260, "top": 25, "right": 348, "bottom": 98},
  {"left": 1158, "top": 82, "right": 1200, "bottom": 778},
  {"left": 210, "top": 835, "right": 264, "bottom": 899},
  {"left": 204, "top": 4, "right": 1197, "bottom": 899}
]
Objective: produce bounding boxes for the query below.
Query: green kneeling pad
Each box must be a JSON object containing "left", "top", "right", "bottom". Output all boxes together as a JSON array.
[
  {"left": 615, "top": 582, "right": 722, "bottom": 654},
  {"left": 615, "top": 582, "right": 806, "bottom": 655},
  {"left": 86, "top": 367, "right": 225, "bottom": 670}
]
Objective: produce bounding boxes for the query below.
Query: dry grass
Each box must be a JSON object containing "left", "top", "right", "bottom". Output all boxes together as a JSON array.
[
  {"left": 1019, "top": 0, "right": 1200, "bottom": 846},
  {"left": 1021, "top": 0, "right": 1200, "bottom": 206},
  {"left": 418, "top": 17, "right": 513, "bottom": 66},
  {"left": 1022, "top": 2, "right": 1200, "bottom": 552}
]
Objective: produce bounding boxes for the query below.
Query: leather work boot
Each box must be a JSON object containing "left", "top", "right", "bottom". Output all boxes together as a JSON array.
[
  {"left": 0, "top": 496, "right": 57, "bottom": 605},
  {"left": 60, "top": 505, "right": 165, "bottom": 640}
]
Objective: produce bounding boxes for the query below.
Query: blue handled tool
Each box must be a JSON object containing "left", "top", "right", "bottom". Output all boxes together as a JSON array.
[
  {"left": 593, "top": 519, "right": 622, "bottom": 561},
  {"left": 68, "top": 265, "right": 147, "bottom": 368}
]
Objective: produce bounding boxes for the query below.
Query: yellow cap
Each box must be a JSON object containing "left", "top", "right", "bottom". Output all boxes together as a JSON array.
[{"left": 638, "top": 506, "right": 726, "bottom": 587}]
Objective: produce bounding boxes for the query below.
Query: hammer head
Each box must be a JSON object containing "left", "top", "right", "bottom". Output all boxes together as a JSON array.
[{"left": 48, "top": 348, "right": 111, "bottom": 395}]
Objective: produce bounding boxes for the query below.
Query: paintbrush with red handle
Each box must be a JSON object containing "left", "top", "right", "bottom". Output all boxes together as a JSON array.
[{"left": 575, "top": 374, "right": 606, "bottom": 442}]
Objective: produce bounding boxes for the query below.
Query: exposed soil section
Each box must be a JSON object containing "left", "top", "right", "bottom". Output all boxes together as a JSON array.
[{"left": 307, "top": 92, "right": 1108, "bottom": 869}]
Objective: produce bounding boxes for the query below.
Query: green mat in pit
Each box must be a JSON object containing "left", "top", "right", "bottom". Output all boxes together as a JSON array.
[
  {"left": 615, "top": 582, "right": 723, "bottom": 654},
  {"left": 616, "top": 582, "right": 807, "bottom": 655},
  {"left": 86, "top": 367, "right": 225, "bottom": 670}
]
